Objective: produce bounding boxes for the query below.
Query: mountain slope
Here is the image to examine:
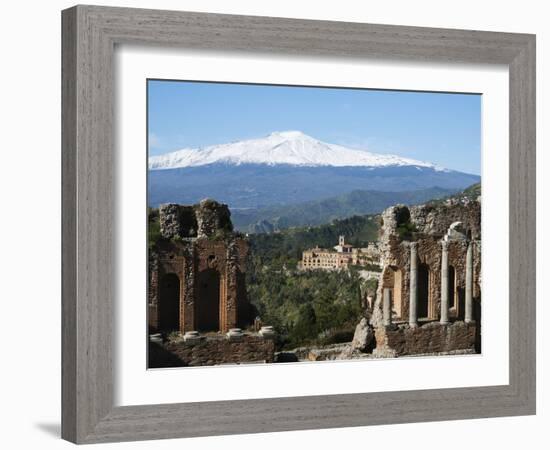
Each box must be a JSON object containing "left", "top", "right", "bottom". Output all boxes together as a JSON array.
[
  {"left": 232, "top": 186, "right": 457, "bottom": 232},
  {"left": 148, "top": 164, "right": 479, "bottom": 208},
  {"left": 147, "top": 131, "right": 480, "bottom": 209}
]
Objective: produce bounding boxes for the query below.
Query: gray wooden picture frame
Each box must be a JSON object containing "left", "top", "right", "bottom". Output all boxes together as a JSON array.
[{"left": 61, "top": 4, "right": 536, "bottom": 444}]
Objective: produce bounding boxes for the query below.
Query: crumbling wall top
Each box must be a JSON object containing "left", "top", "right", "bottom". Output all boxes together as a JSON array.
[
  {"left": 159, "top": 204, "right": 197, "bottom": 240},
  {"left": 410, "top": 202, "right": 480, "bottom": 239},
  {"left": 159, "top": 199, "right": 234, "bottom": 240},
  {"left": 195, "top": 199, "right": 233, "bottom": 238},
  {"left": 379, "top": 201, "right": 481, "bottom": 243}
]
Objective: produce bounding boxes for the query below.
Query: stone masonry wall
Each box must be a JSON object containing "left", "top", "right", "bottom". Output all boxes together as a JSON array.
[
  {"left": 159, "top": 199, "right": 232, "bottom": 240},
  {"left": 375, "top": 321, "right": 476, "bottom": 356},
  {"left": 149, "top": 335, "right": 275, "bottom": 368},
  {"left": 159, "top": 204, "right": 197, "bottom": 239},
  {"left": 371, "top": 201, "right": 481, "bottom": 329},
  {"left": 367, "top": 199, "right": 482, "bottom": 356},
  {"left": 376, "top": 237, "right": 481, "bottom": 323},
  {"left": 410, "top": 201, "right": 481, "bottom": 240}
]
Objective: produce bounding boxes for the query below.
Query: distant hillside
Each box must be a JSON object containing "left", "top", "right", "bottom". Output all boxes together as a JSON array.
[
  {"left": 149, "top": 164, "right": 480, "bottom": 209},
  {"left": 233, "top": 186, "right": 457, "bottom": 232},
  {"left": 459, "top": 182, "right": 481, "bottom": 201},
  {"left": 426, "top": 182, "right": 481, "bottom": 206},
  {"left": 247, "top": 214, "right": 380, "bottom": 269},
  {"left": 246, "top": 182, "right": 481, "bottom": 267}
]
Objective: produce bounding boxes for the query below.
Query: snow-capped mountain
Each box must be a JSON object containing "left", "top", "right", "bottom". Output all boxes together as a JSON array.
[
  {"left": 147, "top": 131, "right": 479, "bottom": 211},
  {"left": 149, "top": 131, "right": 446, "bottom": 171}
]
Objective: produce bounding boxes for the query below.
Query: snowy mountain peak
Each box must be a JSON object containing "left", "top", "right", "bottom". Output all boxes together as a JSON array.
[
  {"left": 148, "top": 131, "right": 447, "bottom": 171},
  {"left": 268, "top": 130, "right": 311, "bottom": 139}
]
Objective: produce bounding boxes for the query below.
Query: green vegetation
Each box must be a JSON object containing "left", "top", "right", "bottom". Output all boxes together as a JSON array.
[
  {"left": 148, "top": 207, "right": 378, "bottom": 349},
  {"left": 246, "top": 215, "right": 379, "bottom": 348},
  {"left": 396, "top": 220, "right": 417, "bottom": 240},
  {"left": 462, "top": 182, "right": 481, "bottom": 200},
  {"left": 247, "top": 265, "right": 366, "bottom": 349},
  {"left": 148, "top": 207, "right": 161, "bottom": 249},
  {"left": 427, "top": 182, "right": 481, "bottom": 206}
]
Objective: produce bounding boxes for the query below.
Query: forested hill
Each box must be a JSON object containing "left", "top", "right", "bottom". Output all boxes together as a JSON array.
[
  {"left": 246, "top": 214, "right": 379, "bottom": 348},
  {"left": 425, "top": 182, "right": 481, "bottom": 206},
  {"left": 247, "top": 214, "right": 379, "bottom": 269},
  {"left": 232, "top": 186, "right": 456, "bottom": 232}
]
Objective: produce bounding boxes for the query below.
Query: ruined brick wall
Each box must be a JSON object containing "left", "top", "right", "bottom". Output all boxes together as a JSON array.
[
  {"left": 148, "top": 240, "right": 189, "bottom": 333},
  {"left": 149, "top": 335, "right": 275, "bottom": 368},
  {"left": 148, "top": 236, "right": 250, "bottom": 333},
  {"left": 371, "top": 201, "right": 481, "bottom": 327},
  {"left": 194, "top": 237, "right": 249, "bottom": 332},
  {"left": 148, "top": 250, "right": 160, "bottom": 332},
  {"left": 369, "top": 200, "right": 482, "bottom": 356},
  {"left": 149, "top": 199, "right": 251, "bottom": 334}
]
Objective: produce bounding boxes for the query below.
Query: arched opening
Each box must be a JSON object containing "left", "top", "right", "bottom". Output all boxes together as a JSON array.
[
  {"left": 389, "top": 266, "right": 403, "bottom": 319},
  {"left": 197, "top": 269, "right": 221, "bottom": 332},
  {"left": 236, "top": 269, "right": 249, "bottom": 327},
  {"left": 448, "top": 266, "right": 456, "bottom": 309},
  {"left": 159, "top": 273, "right": 180, "bottom": 332},
  {"left": 457, "top": 287, "right": 466, "bottom": 320},
  {"left": 418, "top": 263, "right": 430, "bottom": 319}
]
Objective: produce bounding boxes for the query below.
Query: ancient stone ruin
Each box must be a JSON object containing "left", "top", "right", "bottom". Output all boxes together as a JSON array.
[
  {"left": 148, "top": 199, "right": 277, "bottom": 367},
  {"left": 148, "top": 199, "right": 252, "bottom": 335},
  {"left": 364, "top": 200, "right": 482, "bottom": 357}
]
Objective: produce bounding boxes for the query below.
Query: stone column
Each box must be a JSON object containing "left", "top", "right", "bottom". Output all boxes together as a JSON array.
[
  {"left": 409, "top": 242, "right": 418, "bottom": 327},
  {"left": 440, "top": 240, "right": 450, "bottom": 324},
  {"left": 465, "top": 241, "right": 474, "bottom": 323},
  {"left": 383, "top": 288, "right": 392, "bottom": 327}
]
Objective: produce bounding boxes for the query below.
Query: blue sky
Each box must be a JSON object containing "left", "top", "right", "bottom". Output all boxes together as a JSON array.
[{"left": 148, "top": 80, "right": 481, "bottom": 175}]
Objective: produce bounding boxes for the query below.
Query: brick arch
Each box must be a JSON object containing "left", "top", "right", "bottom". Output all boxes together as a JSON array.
[
  {"left": 196, "top": 268, "right": 221, "bottom": 332},
  {"left": 158, "top": 273, "right": 180, "bottom": 332}
]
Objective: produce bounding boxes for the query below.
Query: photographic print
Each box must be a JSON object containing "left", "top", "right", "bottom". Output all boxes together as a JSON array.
[{"left": 147, "top": 80, "right": 481, "bottom": 368}]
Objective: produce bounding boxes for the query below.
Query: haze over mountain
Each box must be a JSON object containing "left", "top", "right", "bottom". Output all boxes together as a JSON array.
[{"left": 148, "top": 131, "right": 480, "bottom": 209}]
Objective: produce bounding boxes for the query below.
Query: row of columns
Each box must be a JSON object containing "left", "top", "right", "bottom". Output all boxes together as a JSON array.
[{"left": 382, "top": 240, "right": 475, "bottom": 327}]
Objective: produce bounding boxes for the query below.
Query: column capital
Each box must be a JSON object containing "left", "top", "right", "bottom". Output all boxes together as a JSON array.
[
  {"left": 441, "top": 239, "right": 449, "bottom": 251},
  {"left": 410, "top": 241, "right": 418, "bottom": 251}
]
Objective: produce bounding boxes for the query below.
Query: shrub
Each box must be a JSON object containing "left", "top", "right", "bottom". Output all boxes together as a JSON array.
[{"left": 396, "top": 220, "right": 417, "bottom": 240}]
